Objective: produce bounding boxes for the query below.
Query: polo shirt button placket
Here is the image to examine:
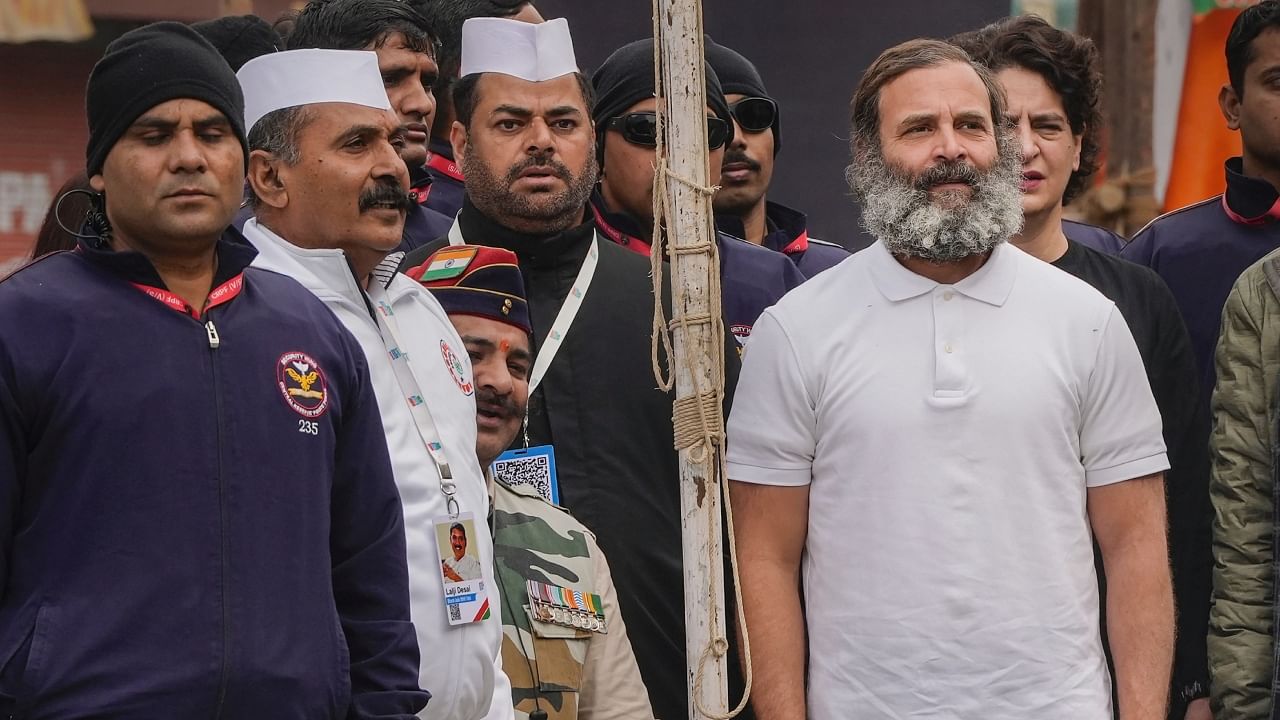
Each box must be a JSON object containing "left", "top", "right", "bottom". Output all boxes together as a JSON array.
[{"left": 932, "top": 286, "right": 967, "bottom": 402}]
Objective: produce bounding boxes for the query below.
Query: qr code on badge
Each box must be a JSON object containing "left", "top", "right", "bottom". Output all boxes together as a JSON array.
[
  {"left": 493, "top": 451, "right": 555, "bottom": 504},
  {"left": 449, "top": 603, "right": 461, "bottom": 622}
]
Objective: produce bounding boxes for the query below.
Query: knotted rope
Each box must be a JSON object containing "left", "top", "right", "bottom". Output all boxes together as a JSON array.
[{"left": 647, "top": 5, "right": 752, "bottom": 718}]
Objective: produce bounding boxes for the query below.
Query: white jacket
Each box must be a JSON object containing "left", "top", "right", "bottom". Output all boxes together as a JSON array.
[{"left": 245, "top": 219, "right": 514, "bottom": 720}]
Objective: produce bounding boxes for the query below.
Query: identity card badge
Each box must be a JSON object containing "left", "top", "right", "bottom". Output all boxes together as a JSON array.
[
  {"left": 491, "top": 444, "right": 559, "bottom": 504},
  {"left": 432, "top": 512, "right": 492, "bottom": 626}
]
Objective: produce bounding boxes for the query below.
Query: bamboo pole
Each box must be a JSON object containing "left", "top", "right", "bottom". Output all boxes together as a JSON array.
[{"left": 652, "top": 0, "right": 730, "bottom": 716}]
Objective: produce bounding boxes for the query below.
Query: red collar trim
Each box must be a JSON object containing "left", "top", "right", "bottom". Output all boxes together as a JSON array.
[
  {"left": 780, "top": 230, "right": 809, "bottom": 254},
  {"left": 590, "top": 203, "right": 652, "bottom": 255},
  {"left": 426, "top": 152, "right": 464, "bottom": 182},
  {"left": 130, "top": 273, "right": 245, "bottom": 319},
  {"left": 1222, "top": 194, "right": 1280, "bottom": 226}
]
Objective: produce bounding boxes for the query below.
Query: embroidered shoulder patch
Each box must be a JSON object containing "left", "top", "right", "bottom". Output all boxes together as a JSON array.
[{"left": 277, "top": 351, "right": 330, "bottom": 418}]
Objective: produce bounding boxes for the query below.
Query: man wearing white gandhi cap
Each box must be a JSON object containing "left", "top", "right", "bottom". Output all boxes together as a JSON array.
[
  {"left": 236, "top": 48, "right": 515, "bottom": 720},
  {"left": 397, "top": 17, "right": 749, "bottom": 720}
]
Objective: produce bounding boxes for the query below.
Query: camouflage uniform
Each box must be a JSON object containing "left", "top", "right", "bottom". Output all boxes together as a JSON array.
[{"left": 492, "top": 478, "right": 654, "bottom": 720}]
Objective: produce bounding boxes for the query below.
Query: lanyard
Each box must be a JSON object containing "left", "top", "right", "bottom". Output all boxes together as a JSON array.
[
  {"left": 447, "top": 218, "right": 599, "bottom": 395},
  {"left": 368, "top": 284, "right": 461, "bottom": 517},
  {"left": 426, "top": 152, "right": 465, "bottom": 182},
  {"left": 131, "top": 273, "right": 244, "bottom": 319}
]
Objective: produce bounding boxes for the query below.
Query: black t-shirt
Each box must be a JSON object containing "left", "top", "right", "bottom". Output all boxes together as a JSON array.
[{"left": 1052, "top": 239, "right": 1210, "bottom": 712}]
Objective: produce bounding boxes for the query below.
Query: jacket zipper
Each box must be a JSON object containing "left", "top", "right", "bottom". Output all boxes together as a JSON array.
[{"left": 206, "top": 317, "right": 231, "bottom": 718}]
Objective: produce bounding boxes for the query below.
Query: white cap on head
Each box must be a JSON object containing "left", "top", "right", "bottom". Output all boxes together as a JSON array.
[
  {"left": 459, "top": 17, "right": 578, "bottom": 82},
  {"left": 237, "top": 48, "right": 393, "bottom": 133}
]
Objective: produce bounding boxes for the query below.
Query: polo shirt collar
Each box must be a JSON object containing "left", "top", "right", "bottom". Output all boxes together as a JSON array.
[{"left": 868, "top": 240, "right": 1016, "bottom": 306}]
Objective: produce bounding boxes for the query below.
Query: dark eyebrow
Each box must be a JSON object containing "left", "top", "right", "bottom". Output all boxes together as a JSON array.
[
  {"left": 382, "top": 66, "right": 415, "bottom": 84},
  {"left": 194, "top": 115, "right": 232, "bottom": 131},
  {"left": 897, "top": 112, "right": 936, "bottom": 130},
  {"left": 546, "top": 106, "right": 583, "bottom": 118},
  {"left": 462, "top": 335, "right": 533, "bottom": 363},
  {"left": 491, "top": 104, "right": 533, "bottom": 119},
  {"left": 1029, "top": 111, "right": 1068, "bottom": 124},
  {"left": 333, "top": 123, "right": 385, "bottom": 147},
  {"left": 130, "top": 113, "right": 228, "bottom": 132},
  {"left": 952, "top": 110, "right": 990, "bottom": 128}
]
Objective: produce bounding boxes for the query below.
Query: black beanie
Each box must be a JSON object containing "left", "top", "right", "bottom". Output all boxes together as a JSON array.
[
  {"left": 704, "top": 36, "right": 781, "bottom": 155},
  {"left": 191, "top": 15, "right": 283, "bottom": 72},
  {"left": 591, "top": 38, "right": 733, "bottom": 148},
  {"left": 86, "top": 21, "right": 248, "bottom": 176}
]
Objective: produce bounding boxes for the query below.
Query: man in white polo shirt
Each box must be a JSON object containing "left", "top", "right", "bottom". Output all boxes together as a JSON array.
[{"left": 727, "top": 39, "right": 1174, "bottom": 720}]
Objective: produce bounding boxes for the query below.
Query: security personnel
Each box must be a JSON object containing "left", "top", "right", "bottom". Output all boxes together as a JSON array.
[
  {"left": 705, "top": 38, "right": 850, "bottom": 277},
  {"left": 591, "top": 38, "right": 805, "bottom": 347},
  {"left": 411, "top": 245, "right": 655, "bottom": 720},
  {"left": 0, "top": 23, "right": 425, "bottom": 716}
]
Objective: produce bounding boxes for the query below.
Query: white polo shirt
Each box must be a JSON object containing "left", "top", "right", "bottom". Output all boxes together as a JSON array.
[{"left": 726, "top": 240, "right": 1168, "bottom": 720}]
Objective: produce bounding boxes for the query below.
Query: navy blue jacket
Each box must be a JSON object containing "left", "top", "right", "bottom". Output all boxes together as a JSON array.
[
  {"left": 421, "top": 139, "right": 466, "bottom": 222},
  {"left": 717, "top": 201, "right": 850, "bottom": 277},
  {"left": 0, "top": 231, "right": 428, "bottom": 718},
  {"left": 590, "top": 193, "right": 804, "bottom": 346},
  {"left": 1122, "top": 158, "right": 1280, "bottom": 411},
  {"left": 1064, "top": 218, "right": 1126, "bottom": 255}
]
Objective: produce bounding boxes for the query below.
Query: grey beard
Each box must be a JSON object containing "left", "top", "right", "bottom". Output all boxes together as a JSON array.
[{"left": 846, "top": 138, "right": 1024, "bottom": 263}]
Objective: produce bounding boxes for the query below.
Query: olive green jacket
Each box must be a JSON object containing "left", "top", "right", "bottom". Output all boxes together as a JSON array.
[{"left": 1209, "top": 249, "right": 1280, "bottom": 719}]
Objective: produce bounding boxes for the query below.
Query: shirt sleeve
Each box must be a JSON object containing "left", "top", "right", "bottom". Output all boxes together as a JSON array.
[
  {"left": 726, "top": 310, "right": 817, "bottom": 486},
  {"left": 578, "top": 533, "right": 657, "bottom": 720},
  {"left": 1079, "top": 305, "right": 1170, "bottom": 487},
  {"left": 330, "top": 347, "right": 431, "bottom": 719}
]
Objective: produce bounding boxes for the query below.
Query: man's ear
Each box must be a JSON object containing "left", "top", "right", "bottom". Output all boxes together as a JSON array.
[
  {"left": 247, "top": 150, "right": 288, "bottom": 210},
  {"left": 1220, "top": 82, "right": 1242, "bottom": 131},
  {"left": 89, "top": 174, "right": 105, "bottom": 192},
  {"left": 451, "top": 120, "right": 468, "bottom": 166}
]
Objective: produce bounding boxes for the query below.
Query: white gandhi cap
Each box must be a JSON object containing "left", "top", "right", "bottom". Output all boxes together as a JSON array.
[
  {"left": 459, "top": 17, "right": 578, "bottom": 82},
  {"left": 236, "top": 48, "right": 393, "bottom": 133}
]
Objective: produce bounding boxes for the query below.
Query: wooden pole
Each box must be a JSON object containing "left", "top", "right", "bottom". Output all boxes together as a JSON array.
[
  {"left": 653, "top": 0, "right": 730, "bottom": 717},
  {"left": 1078, "top": 0, "right": 1158, "bottom": 234}
]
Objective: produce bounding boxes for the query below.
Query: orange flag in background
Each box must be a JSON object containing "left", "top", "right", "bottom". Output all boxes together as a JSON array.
[{"left": 1164, "top": 2, "right": 1254, "bottom": 211}]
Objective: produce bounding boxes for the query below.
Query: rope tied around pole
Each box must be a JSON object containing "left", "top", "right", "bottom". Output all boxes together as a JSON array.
[{"left": 647, "top": 6, "right": 752, "bottom": 719}]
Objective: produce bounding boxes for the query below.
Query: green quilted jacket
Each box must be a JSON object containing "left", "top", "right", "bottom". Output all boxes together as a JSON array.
[{"left": 1210, "top": 248, "right": 1280, "bottom": 719}]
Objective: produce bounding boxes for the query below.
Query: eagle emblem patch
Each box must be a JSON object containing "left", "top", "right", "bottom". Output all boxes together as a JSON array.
[
  {"left": 277, "top": 351, "right": 330, "bottom": 418},
  {"left": 440, "top": 340, "right": 474, "bottom": 396}
]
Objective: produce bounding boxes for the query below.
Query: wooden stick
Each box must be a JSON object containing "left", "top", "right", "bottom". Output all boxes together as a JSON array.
[{"left": 652, "top": 0, "right": 730, "bottom": 716}]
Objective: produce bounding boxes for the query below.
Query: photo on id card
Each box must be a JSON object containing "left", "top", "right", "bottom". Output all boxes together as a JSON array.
[{"left": 433, "top": 512, "right": 491, "bottom": 626}]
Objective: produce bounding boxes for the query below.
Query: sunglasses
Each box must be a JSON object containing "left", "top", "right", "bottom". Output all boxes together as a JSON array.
[
  {"left": 606, "top": 112, "right": 731, "bottom": 150},
  {"left": 729, "top": 97, "right": 778, "bottom": 133}
]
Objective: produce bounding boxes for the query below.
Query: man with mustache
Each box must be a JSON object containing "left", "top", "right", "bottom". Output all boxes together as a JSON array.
[
  {"left": 237, "top": 48, "right": 514, "bottom": 720},
  {"left": 705, "top": 38, "right": 850, "bottom": 277},
  {"left": 590, "top": 38, "right": 805, "bottom": 347},
  {"left": 728, "top": 39, "right": 1174, "bottom": 720},
  {"left": 398, "top": 18, "right": 744, "bottom": 720},
  {"left": 407, "top": 0, "right": 544, "bottom": 221},
  {"left": 0, "top": 24, "right": 426, "bottom": 716},
  {"left": 287, "top": 0, "right": 453, "bottom": 251},
  {"left": 411, "top": 244, "right": 654, "bottom": 720}
]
